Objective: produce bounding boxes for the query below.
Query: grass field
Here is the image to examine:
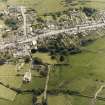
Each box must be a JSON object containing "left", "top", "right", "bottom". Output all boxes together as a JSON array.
[
  {"left": 32, "top": 52, "right": 57, "bottom": 64},
  {"left": 69, "top": 0, "right": 105, "bottom": 10},
  {"left": 0, "top": 0, "right": 67, "bottom": 14},
  {"left": 48, "top": 36, "right": 105, "bottom": 105},
  {"left": 0, "top": 94, "right": 32, "bottom": 105},
  {"left": 0, "top": 64, "right": 22, "bottom": 88},
  {"left": 48, "top": 94, "right": 73, "bottom": 105},
  {"left": 0, "top": 0, "right": 105, "bottom": 14},
  {"left": 0, "top": 64, "right": 22, "bottom": 101},
  {"left": 0, "top": 85, "right": 16, "bottom": 101},
  {"left": 0, "top": 63, "right": 46, "bottom": 102},
  {"left": 1, "top": 37, "right": 105, "bottom": 104}
]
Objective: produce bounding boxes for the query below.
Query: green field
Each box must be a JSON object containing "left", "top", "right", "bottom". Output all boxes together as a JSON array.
[
  {"left": 1, "top": 29, "right": 105, "bottom": 105},
  {"left": 32, "top": 52, "right": 57, "bottom": 64},
  {"left": 68, "top": 0, "right": 105, "bottom": 10},
  {"left": 0, "top": 64, "right": 22, "bottom": 88},
  {"left": 0, "top": 0, "right": 67, "bottom": 14},
  {"left": 48, "top": 36, "right": 105, "bottom": 105},
  {"left": 48, "top": 94, "right": 73, "bottom": 105},
  {"left": 0, "top": 64, "right": 22, "bottom": 101},
  {"left": 0, "top": 63, "right": 45, "bottom": 101},
  {"left": 0, "top": 85, "right": 16, "bottom": 101},
  {"left": 0, "top": 0, "right": 105, "bottom": 14}
]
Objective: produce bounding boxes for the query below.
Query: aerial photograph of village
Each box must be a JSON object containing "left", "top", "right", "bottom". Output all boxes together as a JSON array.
[{"left": 1, "top": 0, "right": 105, "bottom": 105}]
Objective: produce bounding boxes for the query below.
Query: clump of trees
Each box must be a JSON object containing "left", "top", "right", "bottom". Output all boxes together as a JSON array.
[
  {"left": 80, "top": 39, "right": 94, "bottom": 46},
  {"left": 0, "top": 58, "right": 6, "bottom": 65},
  {"left": 2, "top": 32, "right": 8, "bottom": 38},
  {"left": 82, "top": 7, "right": 96, "bottom": 17},
  {"left": 5, "top": 17, "right": 18, "bottom": 30},
  {"left": 24, "top": 55, "right": 30, "bottom": 63},
  {"left": 32, "top": 57, "right": 43, "bottom": 65}
]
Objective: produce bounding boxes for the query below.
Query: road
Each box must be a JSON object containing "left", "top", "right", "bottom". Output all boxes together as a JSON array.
[
  {"left": 20, "top": 6, "right": 27, "bottom": 37},
  {"left": 1, "top": 17, "right": 105, "bottom": 49},
  {"left": 12, "top": 21, "right": 105, "bottom": 43},
  {"left": 43, "top": 65, "right": 52, "bottom": 101}
]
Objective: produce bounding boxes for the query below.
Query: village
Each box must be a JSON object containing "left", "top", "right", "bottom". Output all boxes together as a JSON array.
[
  {"left": 1, "top": 4, "right": 105, "bottom": 105},
  {"left": 0, "top": 5, "right": 105, "bottom": 56}
]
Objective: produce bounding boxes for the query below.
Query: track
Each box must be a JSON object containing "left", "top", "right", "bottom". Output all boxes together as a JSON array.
[{"left": 92, "top": 85, "right": 105, "bottom": 105}]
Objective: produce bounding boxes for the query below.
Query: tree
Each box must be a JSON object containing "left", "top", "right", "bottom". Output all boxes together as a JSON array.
[
  {"left": 32, "top": 57, "right": 43, "bottom": 65},
  {"left": 51, "top": 55, "right": 56, "bottom": 60},
  {"left": 36, "top": 17, "right": 44, "bottom": 23},
  {"left": 2, "top": 32, "right": 8, "bottom": 38},
  {"left": 31, "top": 49, "right": 37, "bottom": 53},
  {"left": 59, "top": 55, "right": 65, "bottom": 62},
  {"left": 5, "top": 18, "right": 18, "bottom": 30},
  {"left": 24, "top": 55, "right": 30, "bottom": 63},
  {"left": 0, "top": 59, "right": 6, "bottom": 65},
  {"left": 51, "top": 14, "right": 57, "bottom": 20},
  {"left": 40, "top": 70, "right": 47, "bottom": 77},
  {"left": 82, "top": 7, "right": 96, "bottom": 17}
]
